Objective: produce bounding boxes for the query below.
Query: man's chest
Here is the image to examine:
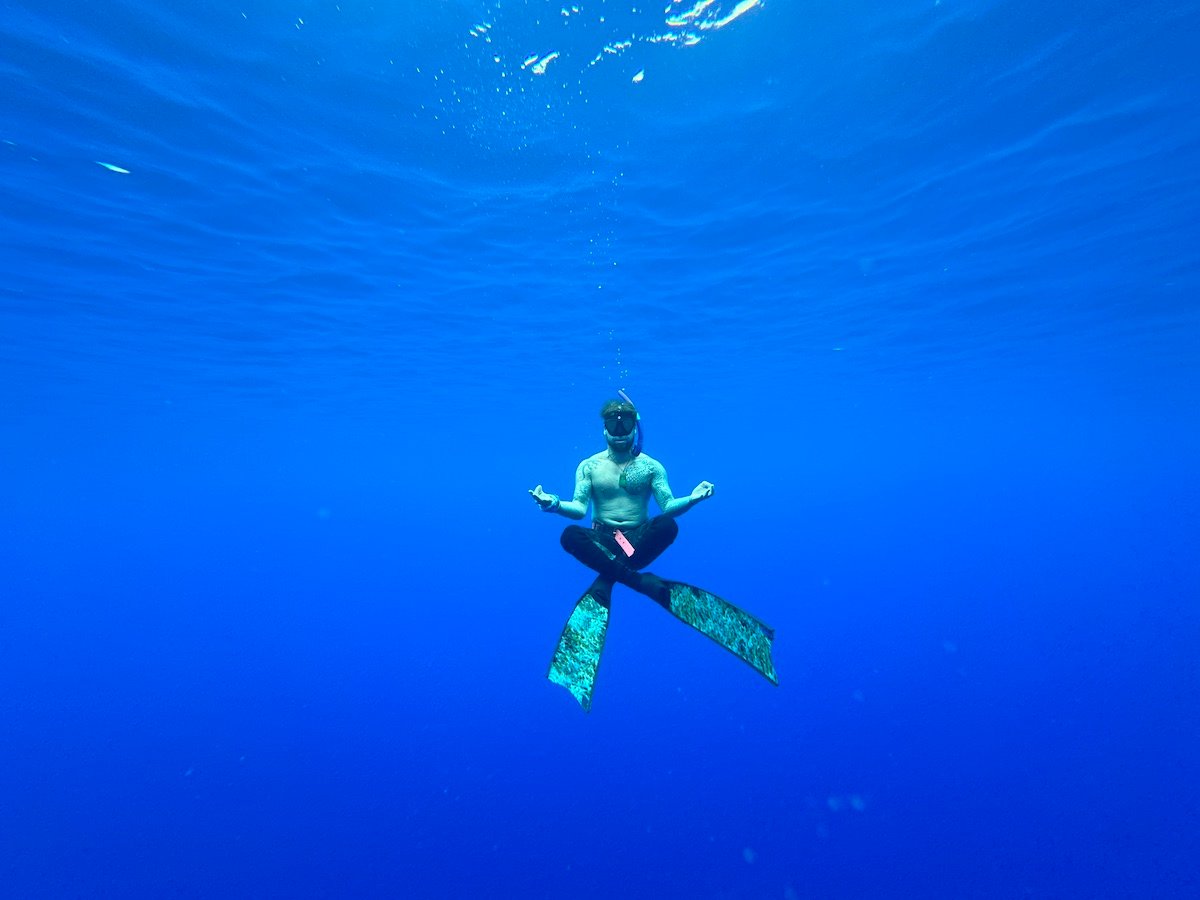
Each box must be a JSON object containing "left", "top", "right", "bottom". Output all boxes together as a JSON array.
[{"left": 593, "top": 459, "right": 652, "bottom": 495}]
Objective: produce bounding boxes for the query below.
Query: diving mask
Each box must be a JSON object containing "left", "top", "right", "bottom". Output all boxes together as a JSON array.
[{"left": 603, "top": 410, "right": 637, "bottom": 437}]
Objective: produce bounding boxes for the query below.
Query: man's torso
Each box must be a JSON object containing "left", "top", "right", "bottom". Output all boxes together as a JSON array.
[{"left": 583, "top": 451, "right": 659, "bottom": 527}]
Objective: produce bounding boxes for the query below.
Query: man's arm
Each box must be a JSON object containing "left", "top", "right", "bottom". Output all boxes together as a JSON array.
[
  {"left": 528, "top": 459, "right": 592, "bottom": 519},
  {"left": 652, "top": 462, "right": 714, "bottom": 517}
]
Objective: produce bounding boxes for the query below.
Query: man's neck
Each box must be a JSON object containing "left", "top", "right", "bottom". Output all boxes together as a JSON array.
[{"left": 606, "top": 446, "right": 633, "bottom": 463}]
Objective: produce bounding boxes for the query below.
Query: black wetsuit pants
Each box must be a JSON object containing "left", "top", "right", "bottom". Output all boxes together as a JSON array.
[{"left": 560, "top": 516, "right": 679, "bottom": 604}]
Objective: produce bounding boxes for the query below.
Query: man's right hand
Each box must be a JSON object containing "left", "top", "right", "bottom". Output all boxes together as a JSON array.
[{"left": 528, "top": 484, "right": 556, "bottom": 510}]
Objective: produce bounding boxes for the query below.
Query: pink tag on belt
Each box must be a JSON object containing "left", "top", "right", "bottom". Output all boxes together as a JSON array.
[{"left": 613, "top": 529, "right": 635, "bottom": 557}]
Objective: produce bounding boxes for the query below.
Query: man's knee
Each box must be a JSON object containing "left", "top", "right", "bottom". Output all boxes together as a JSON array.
[
  {"left": 656, "top": 516, "right": 679, "bottom": 541},
  {"left": 560, "top": 524, "right": 589, "bottom": 553}
]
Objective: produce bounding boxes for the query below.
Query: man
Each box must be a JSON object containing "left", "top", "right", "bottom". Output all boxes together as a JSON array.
[
  {"left": 529, "top": 396, "right": 777, "bottom": 711},
  {"left": 528, "top": 397, "right": 714, "bottom": 610}
]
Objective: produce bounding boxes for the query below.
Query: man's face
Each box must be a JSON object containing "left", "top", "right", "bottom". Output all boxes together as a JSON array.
[
  {"left": 603, "top": 409, "right": 636, "bottom": 451},
  {"left": 605, "top": 427, "right": 634, "bottom": 451}
]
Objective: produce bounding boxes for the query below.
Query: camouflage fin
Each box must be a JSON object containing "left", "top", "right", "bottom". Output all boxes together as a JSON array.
[
  {"left": 663, "top": 580, "right": 778, "bottom": 685},
  {"left": 547, "top": 590, "right": 611, "bottom": 712}
]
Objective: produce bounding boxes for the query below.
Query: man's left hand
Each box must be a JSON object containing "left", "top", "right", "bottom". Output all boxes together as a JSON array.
[{"left": 690, "top": 481, "right": 715, "bottom": 502}]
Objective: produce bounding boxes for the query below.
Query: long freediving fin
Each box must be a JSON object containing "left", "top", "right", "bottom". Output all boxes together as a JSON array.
[
  {"left": 547, "top": 587, "right": 611, "bottom": 712},
  {"left": 662, "top": 580, "right": 779, "bottom": 685}
]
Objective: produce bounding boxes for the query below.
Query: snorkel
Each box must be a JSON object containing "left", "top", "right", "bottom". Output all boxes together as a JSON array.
[{"left": 618, "top": 389, "right": 644, "bottom": 458}]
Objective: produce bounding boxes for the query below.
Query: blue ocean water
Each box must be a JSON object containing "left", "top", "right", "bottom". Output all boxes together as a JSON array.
[{"left": 2, "top": 0, "right": 1198, "bottom": 896}]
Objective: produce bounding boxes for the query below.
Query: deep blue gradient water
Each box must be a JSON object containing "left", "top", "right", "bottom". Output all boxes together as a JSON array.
[{"left": 2, "top": 1, "right": 1198, "bottom": 897}]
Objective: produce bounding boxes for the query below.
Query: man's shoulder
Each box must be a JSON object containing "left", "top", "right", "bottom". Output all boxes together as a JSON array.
[
  {"left": 577, "top": 452, "right": 606, "bottom": 471},
  {"left": 637, "top": 453, "right": 665, "bottom": 470}
]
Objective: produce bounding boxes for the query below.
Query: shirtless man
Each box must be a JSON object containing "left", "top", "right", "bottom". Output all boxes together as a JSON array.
[{"left": 528, "top": 398, "right": 714, "bottom": 609}]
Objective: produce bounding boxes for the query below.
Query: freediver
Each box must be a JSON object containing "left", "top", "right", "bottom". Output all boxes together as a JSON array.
[
  {"left": 527, "top": 396, "right": 714, "bottom": 610},
  {"left": 529, "top": 394, "right": 777, "bottom": 711}
]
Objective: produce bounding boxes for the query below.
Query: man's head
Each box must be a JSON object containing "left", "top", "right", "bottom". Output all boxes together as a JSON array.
[{"left": 600, "top": 399, "right": 639, "bottom": 452}]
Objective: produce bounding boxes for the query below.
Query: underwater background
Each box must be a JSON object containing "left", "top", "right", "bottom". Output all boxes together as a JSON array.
[{"left": 2, "top": 0, "right": 1197, "bottom": 897}]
